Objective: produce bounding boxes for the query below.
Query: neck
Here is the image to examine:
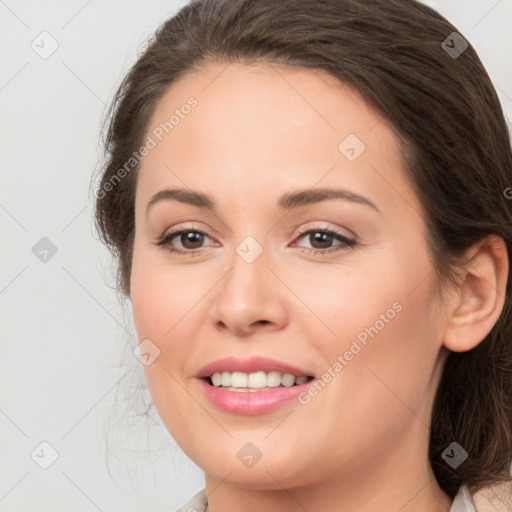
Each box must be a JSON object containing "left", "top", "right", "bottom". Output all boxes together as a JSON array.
[
  {"left": 203, "top": 421, "right": 454, "bottom": 512},
  {"left": 204, "top": 467, "right": 452, "bottom": 512}
]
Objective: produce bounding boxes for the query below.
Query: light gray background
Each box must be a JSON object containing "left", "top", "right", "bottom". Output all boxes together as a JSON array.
[{"left": 1, "top": 1, "right": 511, "bottom": 511}]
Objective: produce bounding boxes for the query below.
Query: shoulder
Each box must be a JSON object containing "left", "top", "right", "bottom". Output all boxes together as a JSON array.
[
  {"left": 450, "top": 484, "right": 476, "bottom": 512},
  {"left": 174, "top": 488, "right": 208, "bottom": 512},
  {"left": 174, "top": 483, "right": 512, "bottom": 512},
  {"left": 471, "top": 479, "right": 512, "bottom": 512},
  {"left": 451, "top": 480, "right": 512, "bottom": 512}
]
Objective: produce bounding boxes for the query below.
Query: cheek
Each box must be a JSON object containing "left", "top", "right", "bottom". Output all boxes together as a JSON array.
[
  {"left": 332, "top": 275, "right": 441, "bottom": 429},
  {"left": 284, "top": 259, "right": 413, "bottom": 351},
  {"left": 130, "top": 254, "right": 207, "bottom": 441},
  {"left": 130, "top": 248, "right": 207, "bottom": 339},
  {"left": 129, "top": 246, "right": 215, "bottom": 399},
  {"left": 296, "top": 279, "right": 441, "bottom": 465},
  {"left": 299, "top": 249, "right": 441, "bottom": 393}
]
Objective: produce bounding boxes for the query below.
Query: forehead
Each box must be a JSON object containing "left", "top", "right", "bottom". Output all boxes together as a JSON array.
[
  {"left": 144, "top": 60, "right": 390, "bottom": 156},
  {"left": 135, "top": 61, "right": 419, "bottom": 218}
]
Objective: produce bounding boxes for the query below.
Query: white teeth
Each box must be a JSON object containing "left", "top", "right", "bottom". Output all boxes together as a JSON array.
[
  {"left": 248, "top": 371, "right": 267, "bottom": 388},
  {"left": 221, "top": 371, "right": 231, "bottom": 387},
  {"left": 295, "top": 376, "right": 309, "bottom": 385},
  {"left": 209, "top": 371, "right": 310, "bottom": 389},
  {"left": 211, "top": 373, "right": 223, "bottom": 387},
  {"left": 266, "top": 371, "right": 282, "bottom": 387},
  {"left": 281, "top": 373, "right": 295, "bottom": 387},
  {"left": 231, "top": 372, "right": 247, "bottom": 388}
]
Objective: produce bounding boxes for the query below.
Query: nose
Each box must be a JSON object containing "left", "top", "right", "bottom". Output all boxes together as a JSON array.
[{"left": 211, "top": 244, "right": 288, "bottom": 337}]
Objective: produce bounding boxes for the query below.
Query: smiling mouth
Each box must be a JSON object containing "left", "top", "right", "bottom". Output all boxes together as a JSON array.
[{"left": 204, "top": 370, "right": 315, "bottom": 391}]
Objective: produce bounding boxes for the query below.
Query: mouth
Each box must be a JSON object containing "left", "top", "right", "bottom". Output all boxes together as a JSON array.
[
  {"left": 203, "top": 371, "right": 315, "bottom": 392},
  {"left": 196, "top": 356, "right": 316, "bottom": 413}
]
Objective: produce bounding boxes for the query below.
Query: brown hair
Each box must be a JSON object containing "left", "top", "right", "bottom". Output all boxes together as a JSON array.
[{"left": 92, "top": 0, "right": 512, "bottom": 498}]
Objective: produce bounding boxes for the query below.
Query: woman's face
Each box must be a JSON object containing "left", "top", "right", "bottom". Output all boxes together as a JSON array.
[{"left": 130, "top": 62, "right": 449, "bottom": 489}]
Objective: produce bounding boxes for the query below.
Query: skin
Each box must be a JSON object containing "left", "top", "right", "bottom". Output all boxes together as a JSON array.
[{"left": 129, "top": 61, "right": 508, "bottom": 512}]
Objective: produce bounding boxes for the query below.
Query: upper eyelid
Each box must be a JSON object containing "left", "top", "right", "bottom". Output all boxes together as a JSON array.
[
  {"left": 164, "top": 218, "right": 353, "bottom": 234},
  {"left": 162, "top": 222, "right": 351, "bottom": 240},
  {"left": 158, "top": 229, "right": 356, "bottom": 259},
  {"left": 295, "top": 223, "right": 353, "bottom": 237},
  {"left": 160, "top": 224, "right": 355, "bottom": 249}
]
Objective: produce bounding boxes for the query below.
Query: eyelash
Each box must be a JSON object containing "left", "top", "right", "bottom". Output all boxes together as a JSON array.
[{"left": 154, "top": 226, "right": 358, "bottom": 256}]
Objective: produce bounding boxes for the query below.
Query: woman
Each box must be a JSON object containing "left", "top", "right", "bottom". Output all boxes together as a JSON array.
[{"left": 93, "top": 0, "right": 512, "bottom": 510}]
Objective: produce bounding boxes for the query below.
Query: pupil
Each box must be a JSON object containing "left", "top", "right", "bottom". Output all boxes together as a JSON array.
[
  {"left": 311, "top": 232, "right": 332, "bottom": 249},
  {"left": 182, "top": 232, "right": 203, "bottom": 249},
  {"left": 179, "top": 231, "right": 333, "bottom": 250}
]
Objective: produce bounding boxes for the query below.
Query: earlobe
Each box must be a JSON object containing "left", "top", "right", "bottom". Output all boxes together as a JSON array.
[{"left": 443, "top": 235, "right": 509, "bottom": 353}]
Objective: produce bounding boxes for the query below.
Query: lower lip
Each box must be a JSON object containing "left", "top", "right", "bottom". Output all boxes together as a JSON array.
[{"left": 198, "top": 378, "right": 312, "bottom": 415}]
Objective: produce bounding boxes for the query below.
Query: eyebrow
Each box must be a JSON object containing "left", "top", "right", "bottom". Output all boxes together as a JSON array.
[{"left": 146, "top": 187, "right": 379, "bottom": 213}]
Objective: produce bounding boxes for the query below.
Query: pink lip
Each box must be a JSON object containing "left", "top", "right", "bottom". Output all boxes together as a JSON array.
[
  {"left": 196, "top": 356, "right": 313, "bottom": 378},
  {"left": 197, "top": 378, "right": 313, "bottom": 415},
  {"left": 196, "top": 356, "right": 315, "bottom": 415}
]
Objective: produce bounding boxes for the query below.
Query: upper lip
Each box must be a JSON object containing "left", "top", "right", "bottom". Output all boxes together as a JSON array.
[{"left": 196, "top": 356, "right": 314, "bottom": 378}]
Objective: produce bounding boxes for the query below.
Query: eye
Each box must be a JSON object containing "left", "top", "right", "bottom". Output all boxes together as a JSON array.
[
  {"left": 154, "top": 228, "right": 214, "bottom": 255},
  {"left": 292, "top": 226, "right": 358, "bottom": 255},
  {"left": 153, "top": 225, "right": 358, "bottom": 256}
]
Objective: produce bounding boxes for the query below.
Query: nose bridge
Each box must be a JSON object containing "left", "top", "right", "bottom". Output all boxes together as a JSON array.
[
  {"left": 212, "top": 232, "right": 286, "bottom": 333},
  {"left": 222, "top": 234, "right": 271, "bottom": 305}
]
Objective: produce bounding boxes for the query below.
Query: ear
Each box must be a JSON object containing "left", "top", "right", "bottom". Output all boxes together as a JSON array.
[{"left": 443, "top": 235, "right": 509, "bottom": 352}]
